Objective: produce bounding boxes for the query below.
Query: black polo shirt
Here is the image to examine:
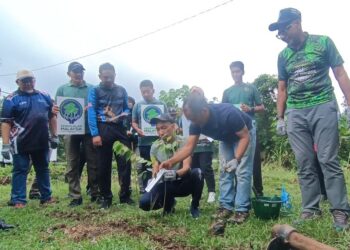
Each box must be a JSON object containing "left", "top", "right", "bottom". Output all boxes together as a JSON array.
[{"left": 189, "top": 103, "right": 252, "bottom": 143}]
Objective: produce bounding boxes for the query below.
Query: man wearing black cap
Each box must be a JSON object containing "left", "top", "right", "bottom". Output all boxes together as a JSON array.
[
  {"left": 139, "top": 113, "right": 204, "bottom": 218},
  {"left": 269, "top": 8, "right": 350, "bottom": 230},
  {"left": 55, "top": 62, "right": 99, "bottom": 207}
]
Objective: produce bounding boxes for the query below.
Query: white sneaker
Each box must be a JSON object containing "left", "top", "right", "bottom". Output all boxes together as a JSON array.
[{"left": 207, "top": 192, "right": 216, "bottom": 203}]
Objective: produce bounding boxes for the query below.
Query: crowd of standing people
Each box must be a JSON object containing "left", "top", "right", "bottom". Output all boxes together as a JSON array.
[{"left": 1, "top": 8, "right": 350, "bottom": 243}]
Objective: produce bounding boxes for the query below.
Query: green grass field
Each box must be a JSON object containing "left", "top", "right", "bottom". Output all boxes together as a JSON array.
[{"left": 0, "top": 162, "right": 350, "bottom": 250}]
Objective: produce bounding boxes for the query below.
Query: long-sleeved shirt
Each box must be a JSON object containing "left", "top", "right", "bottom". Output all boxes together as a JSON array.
[{"left": 87, "top": 83, "right": 129, "bottom": 137}]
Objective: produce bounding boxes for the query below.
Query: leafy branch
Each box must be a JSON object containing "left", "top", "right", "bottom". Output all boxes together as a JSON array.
[{"left": 113, "top": 141, "right": 152, "bottom": 166}]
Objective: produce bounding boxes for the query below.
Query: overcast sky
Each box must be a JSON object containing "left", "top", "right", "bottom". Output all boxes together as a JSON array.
[{"left": 1, "top": 0, "right": 349, "bottom": 105}]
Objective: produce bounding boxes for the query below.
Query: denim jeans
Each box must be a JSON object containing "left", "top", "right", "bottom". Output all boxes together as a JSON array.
[
  {"left": 218, "top": 128, "right": 255, "bottom": 212},
  {"left": 11, "top": 149, "right": 52, "bottom": 204}
]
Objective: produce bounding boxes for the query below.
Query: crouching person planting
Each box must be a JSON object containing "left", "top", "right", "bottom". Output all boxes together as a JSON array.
[{"left": 139, "top": 113, "right": 204, "bottom": 218}]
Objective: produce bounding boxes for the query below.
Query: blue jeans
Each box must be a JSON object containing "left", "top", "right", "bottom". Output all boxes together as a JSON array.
[
  {"left": 11, "top": 149, "right": 52, "bottom": 204},
  {"left": 218, "top": 128, "right": 255, "bottom": 212}
]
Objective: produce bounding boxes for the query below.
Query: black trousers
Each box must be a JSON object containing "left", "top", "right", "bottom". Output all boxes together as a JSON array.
[
  {"left": 137, "top": 145, "right": 152, "bottom": 191},
  {"left": 253, "top": 137, "right": 263, "bottom": 195},
  {"left": 191, "top": 151, "right": 215, "bottom": 192},
  {"left": 139, "top": 168, "right": 204, "bottom": 212},
  {"left": 96, "top": 123, "right": 131, "bottom": 202}
]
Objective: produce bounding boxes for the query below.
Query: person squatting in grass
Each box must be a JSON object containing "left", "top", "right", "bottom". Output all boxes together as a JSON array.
[
  {"left": 132, "top": 80, "right": 168, "bottom": 194},
  {"left": 1, "top": 69, "right": 58, "bottom": 208},
  {"left": 158, "top": 88, "right": 254, "bottom": 234},
  {"left": 139, "top": 113, "right": 204, "bottom": 218},
  {"left": 88, "top": 62, "right": 134, "bottom": 209},
  {"left": 269, "top": 7, "right": 350, "bottom": 231}
]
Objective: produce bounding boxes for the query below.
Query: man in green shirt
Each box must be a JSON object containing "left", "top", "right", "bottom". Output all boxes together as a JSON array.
[
  {"left": 269, "top": 8, "right": 350, "bottom": 230},
  {"left": 132, "top": 80, "right": 167, "bottom": 193},
  {"left": 222, "top": 61, "right": 265, "bottom": 197},
  {"left": 55, "top": 62, "right": 99, "bottom": 207}
]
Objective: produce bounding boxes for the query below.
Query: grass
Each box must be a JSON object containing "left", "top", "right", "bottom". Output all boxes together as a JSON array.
[{"left": 0, "top": 162, "right": 350, "bottom": 250}]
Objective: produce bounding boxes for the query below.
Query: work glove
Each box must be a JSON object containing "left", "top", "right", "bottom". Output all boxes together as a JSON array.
[
  {"left": 225, "top": 158, "right": 239, "bottom": 173},
  {"left": 163, "top": 169, "right": 177, "bottom": 182},
  {"left": 49, "top": 135, "right": 59, "bottom": 149},
  {"left": 276, "top": 118, "right": 286, "bottom": 136},
  {"left": 1, "top": 144, "right": 11, "bottom": 160}
]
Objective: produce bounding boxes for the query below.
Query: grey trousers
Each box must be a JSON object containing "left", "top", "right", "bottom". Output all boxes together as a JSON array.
[
  {"left": 65, "top": 134, "right": 99, "bottom": 199},
  {"left": 286, "top": 100, "right": 350, "bottom": 213}
]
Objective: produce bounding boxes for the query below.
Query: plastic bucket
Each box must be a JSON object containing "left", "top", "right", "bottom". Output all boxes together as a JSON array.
[{"left": 252, "top": 196, "right": 282, "bottom": 220}]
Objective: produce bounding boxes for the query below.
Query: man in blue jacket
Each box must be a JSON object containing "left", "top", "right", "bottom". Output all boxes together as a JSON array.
[{"left": 88, "top": 63, "right": 133, "bottom": 209}]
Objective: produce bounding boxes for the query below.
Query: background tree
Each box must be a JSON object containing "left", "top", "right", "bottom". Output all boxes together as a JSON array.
[
  {"left": 253, "top": 74, "right": 295, "bottom": 168},
  {"left": 159, "top": 85, "right": 190, "bottom": 108}
]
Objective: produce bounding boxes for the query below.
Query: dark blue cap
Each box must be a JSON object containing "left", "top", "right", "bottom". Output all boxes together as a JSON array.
[
  {"left": 68, "top": 62, "right": 85, "bottom": 72},
  {"left": 269, "top": 8, "right": 301, "bottom": 31}
]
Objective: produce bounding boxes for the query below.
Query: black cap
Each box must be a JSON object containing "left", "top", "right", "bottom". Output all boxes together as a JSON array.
[
  {"left": 68, "top": 62, "right": 85, "bottom": 72},
  {"left": 150, "top": 113, "right": 175, "bottom": 125},
  {"left": 268, "top": 8, "right": 301, "bottom": 31}
]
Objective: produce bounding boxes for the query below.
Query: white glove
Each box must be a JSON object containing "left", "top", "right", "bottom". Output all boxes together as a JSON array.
[
  {"left": 163, "top": 170, "right": 177, "bottom": 181},
  {"left": 276, "top": 118, "right": 286, "bottom": 136},
  {"left": 1, "top": 144, "right": 11, "bottom": 160},
  {"left": 225, "top": 159, "right": 239, "bottom": 173}
]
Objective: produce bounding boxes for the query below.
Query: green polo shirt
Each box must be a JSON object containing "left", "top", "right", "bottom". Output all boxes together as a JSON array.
[
  {"left": 222, "top": 83, "right": 262, "bottom": 119},
  {"left": 55, "top": 81, "right": 94, "bottom": 134}
]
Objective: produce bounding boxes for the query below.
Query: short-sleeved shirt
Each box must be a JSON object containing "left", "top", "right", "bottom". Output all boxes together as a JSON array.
[
  {"left": 55, "top": 81, "right": 94, "bottom": 134},
  {"left": 222, "top": 83, "right": 263, "bottom": 119},
  {"left": 88, "top": 83, "right": 129, "bottom": 137},
  {"left": 150, "top": 135, "right": 186, "bottom": 170},
  {"left": 278, "top": 33, "right": 343, "bottom": 109},
  {"left": 189, "top": 103, "right": 252, "bottom": 143},
  {"left": 132, "top": 98, "right": 167, "bottom": 146},
  {"left": 1, "top": 89, "right": 53, "bottom": 153}
]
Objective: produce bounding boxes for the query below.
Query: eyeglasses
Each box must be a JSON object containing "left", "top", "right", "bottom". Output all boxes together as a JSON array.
[
  {"left": 276, "top": 23, "right": 293, "bottom": 40},
  {"left": 20, "top": 77, "right": 34, "bottom": 84}
]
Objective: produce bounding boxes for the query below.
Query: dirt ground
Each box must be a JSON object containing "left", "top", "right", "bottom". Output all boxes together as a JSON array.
[{"left": 47, "top": 211, "right": 199, "bottom": 250}]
